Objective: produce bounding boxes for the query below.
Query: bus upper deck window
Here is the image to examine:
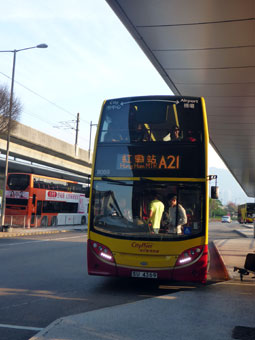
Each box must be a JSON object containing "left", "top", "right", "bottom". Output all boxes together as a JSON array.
[{"left": 104, "top": 123, "right": 121, "bottom": 142}]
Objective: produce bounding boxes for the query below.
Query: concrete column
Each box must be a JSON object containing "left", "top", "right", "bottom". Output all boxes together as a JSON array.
[{"left": 253, "top": 216, "right": 255, "bottom": 238}]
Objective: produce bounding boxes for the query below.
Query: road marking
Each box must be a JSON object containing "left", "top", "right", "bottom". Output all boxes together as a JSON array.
[
  {"left": 0, "top": 235, "right": 85, "bottom": 248},
  {"left": 0, "top": 323, "right": 43, "bottom": 331}
]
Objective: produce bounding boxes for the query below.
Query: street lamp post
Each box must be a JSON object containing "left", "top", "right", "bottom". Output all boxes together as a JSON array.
[
  {"left": 88, "top": 121, "right": 97, "bottom": 160},
  {"left": 0, "top": 44, "right": 48, "bottom": 227}
]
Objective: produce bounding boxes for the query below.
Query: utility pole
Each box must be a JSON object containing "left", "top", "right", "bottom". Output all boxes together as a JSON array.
[
  {"left": 54, "top": 113, "right": 80, "bottom": 156},
  {"left": 75, "top": 112, "right": 80, "bottom": 156}
]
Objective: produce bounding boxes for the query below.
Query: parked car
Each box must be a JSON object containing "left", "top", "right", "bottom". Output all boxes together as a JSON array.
[{"left": 222, "top": 215, "right": 231, "bottom": 223}]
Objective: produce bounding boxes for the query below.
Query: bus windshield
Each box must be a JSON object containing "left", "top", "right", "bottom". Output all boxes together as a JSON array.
[
  {"left": 91, "top": 179, "right": 204, "bottom": 240},
  {"left": 99, "top": 97, "right": 203, "bottom": 144},
  {"left": 247, "top": 203, "right": 255, "bottom": 213}
]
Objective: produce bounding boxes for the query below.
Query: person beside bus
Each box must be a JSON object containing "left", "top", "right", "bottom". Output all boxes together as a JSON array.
[
  {"left": 148, "top": 192, "right": 164, "bottom": 234},
  {"left": 163, "top": 194, "right": 187, "bottom": 234}
]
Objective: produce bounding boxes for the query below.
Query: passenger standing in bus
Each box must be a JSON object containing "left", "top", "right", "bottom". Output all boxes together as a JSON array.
[
  {"left": 163, "top": 194, "right": 187, "bottom": 234},
  {"left": 163, "top": 125, "right": 182, "bottom": 141},
  {"left": 134, "top": 123, "right": 149, "bottom": 142},
  {"left": 104, "top": 122, "right": 123, "bottom": 142},
  {"left": 171, "top": 125, "right": 182, "bottom": 141},
  {"left": 148, "top": 192, "right": 164, "bottom": 234}
]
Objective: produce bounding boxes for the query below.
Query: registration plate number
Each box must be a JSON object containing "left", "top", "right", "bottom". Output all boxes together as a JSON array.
[{"left": 131, "top": 271, "right": 158, "bottom": 279}]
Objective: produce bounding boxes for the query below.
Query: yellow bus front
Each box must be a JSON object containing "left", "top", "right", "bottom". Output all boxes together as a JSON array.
[{"left": 87, "top": 96, "right": 209, "bottom": 283}]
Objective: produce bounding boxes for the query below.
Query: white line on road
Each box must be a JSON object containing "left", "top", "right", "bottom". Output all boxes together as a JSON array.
[
  {"left": 0, "top": 323, "right": 43, "bottom": 331},
  {"left": 0, "top": 235, "right": 86, "bottom": 248}
]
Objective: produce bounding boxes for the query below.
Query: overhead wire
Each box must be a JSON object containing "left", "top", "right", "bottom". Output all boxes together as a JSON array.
[
  {"left": 0, "top": 69, "right": 97, "bottom": 150},
  {"left": 0, "top": 70, "right": 91, "bottom": 125}
]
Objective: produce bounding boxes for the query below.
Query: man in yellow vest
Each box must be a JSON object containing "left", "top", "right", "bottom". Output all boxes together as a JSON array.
[{"left": 148, "top": 192, "right": 164, "bottom": 234}]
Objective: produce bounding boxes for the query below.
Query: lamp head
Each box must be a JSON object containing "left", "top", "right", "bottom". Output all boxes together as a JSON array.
[{"left": 36, "top": 44, "right": 48, "bottom": 49}]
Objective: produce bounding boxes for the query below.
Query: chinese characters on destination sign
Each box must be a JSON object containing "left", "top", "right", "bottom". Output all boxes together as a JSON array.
[{"left": 117, "top": 153, "right": 180, "bottom": 170}]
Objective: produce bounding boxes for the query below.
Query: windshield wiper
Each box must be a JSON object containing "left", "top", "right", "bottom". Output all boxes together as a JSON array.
[
  {"left": 140, "top": 177, "right": 155, "bottom": 182},
  {"left": 101, "top": 177, "right": 131, "bottom": 186}
]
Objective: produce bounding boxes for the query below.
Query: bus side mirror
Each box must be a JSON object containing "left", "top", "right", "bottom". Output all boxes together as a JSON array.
[
  {"left": 211, "top": 186, "right": 219, "bottom": 199},
  {"left": 85, "top": 187, "right": 90, "bottom": 198},
  {"left": 32, "top": 194, "right": 36, "bottom": 205}
]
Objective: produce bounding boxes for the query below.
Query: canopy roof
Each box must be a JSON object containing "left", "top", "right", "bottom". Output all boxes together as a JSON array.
[{"left": 106, "top": 0, "right": 255, "bottom": 197}]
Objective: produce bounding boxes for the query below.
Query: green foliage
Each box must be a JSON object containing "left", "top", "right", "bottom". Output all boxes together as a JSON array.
[
  {"left": 209, "top": 199, "right": 238, "bottom": 218},
  {"left": 209, "top": 198, "right": 227, "bottom": 217}
]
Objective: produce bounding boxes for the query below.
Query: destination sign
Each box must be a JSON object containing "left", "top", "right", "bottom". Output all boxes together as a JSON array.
[
  {"left": 95, "top": 145, "right": 205, "bottom": 178},
  {"left": 117, "top": 153, "right": 180, "bottom": 170}
]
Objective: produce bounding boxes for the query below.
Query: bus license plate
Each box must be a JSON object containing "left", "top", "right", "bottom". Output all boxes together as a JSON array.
[{"left": 131, "top": 271, "right": 157, "bottom": 279}]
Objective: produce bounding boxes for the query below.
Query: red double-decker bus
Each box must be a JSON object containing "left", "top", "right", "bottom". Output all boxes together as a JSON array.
[{"left": 5, "top": 173, "right": 89, "bottom": 227}]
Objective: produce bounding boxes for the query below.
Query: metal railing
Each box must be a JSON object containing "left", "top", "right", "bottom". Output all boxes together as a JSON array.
[{"left": 3, "top": 214, "right": 87, "bottom": 228}]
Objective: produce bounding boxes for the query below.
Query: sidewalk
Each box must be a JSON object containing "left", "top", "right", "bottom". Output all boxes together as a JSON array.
[
  {"left": 234, "top": 223, "right": 255, "bottom": 238},
  {"left": 214, "top": 223, "right": 255, "bottom": 281},
  {"left": 28, "top": 224, "right": 255, "bottom": 340}
]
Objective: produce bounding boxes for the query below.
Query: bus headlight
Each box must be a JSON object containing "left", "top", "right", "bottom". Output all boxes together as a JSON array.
[
  {"left": 89, "top": 240, "right": 115, "bottom": 263},
  {"left": 175, "top": 245, "right": 204, "bottom": 266}
]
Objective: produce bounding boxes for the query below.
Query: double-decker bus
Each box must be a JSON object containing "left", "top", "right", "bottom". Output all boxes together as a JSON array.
[
  {"left": 87, "top": 95, "right": 213, "bottom": 283},
  {"left": 5, "top": 173, "right": 89, "bottom": 227},
  {"left": 238, "top": 203, "right": 255, "bottom": 223}
]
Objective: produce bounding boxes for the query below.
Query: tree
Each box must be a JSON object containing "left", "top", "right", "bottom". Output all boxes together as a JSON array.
[
  {"left": 225, "top": 201, "right": 237, "bottom": 217},
  {"left": 209, "top": 198, "right": 227, "bottom": 218},
  {"left": 0, "top": 85, "right": 22, "bottom": 135}
]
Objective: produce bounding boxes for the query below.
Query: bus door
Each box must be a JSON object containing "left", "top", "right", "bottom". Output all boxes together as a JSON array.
[
  {"left": 36, "top": 200, "right": 42, "bottom": 226},
  {"left": 36, "top": 200, "right": 42, "bottom": 216},
  {"left": 31, "top": 194, "right": 36, "bottom": 225}
]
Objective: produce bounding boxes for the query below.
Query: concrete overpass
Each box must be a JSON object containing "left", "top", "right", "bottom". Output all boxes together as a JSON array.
[
  {"left": 106, "top": 0, "right": 255, "bottom": 198},
  {"left": 0, "top": 121, "right": 92, "bottom": 184}
]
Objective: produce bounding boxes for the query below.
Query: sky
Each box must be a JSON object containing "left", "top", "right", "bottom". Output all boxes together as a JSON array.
[{"left": 0, "top": 0, "right": 251, "bottom": 204}]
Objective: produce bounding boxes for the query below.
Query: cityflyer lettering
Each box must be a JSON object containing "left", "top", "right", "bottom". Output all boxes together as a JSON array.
[
  {"left": 131, "top": 242, "right": 159, "bottom": 254},
  {"left": 118, "top": 154, "right": 180, "bottom": 170}
]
